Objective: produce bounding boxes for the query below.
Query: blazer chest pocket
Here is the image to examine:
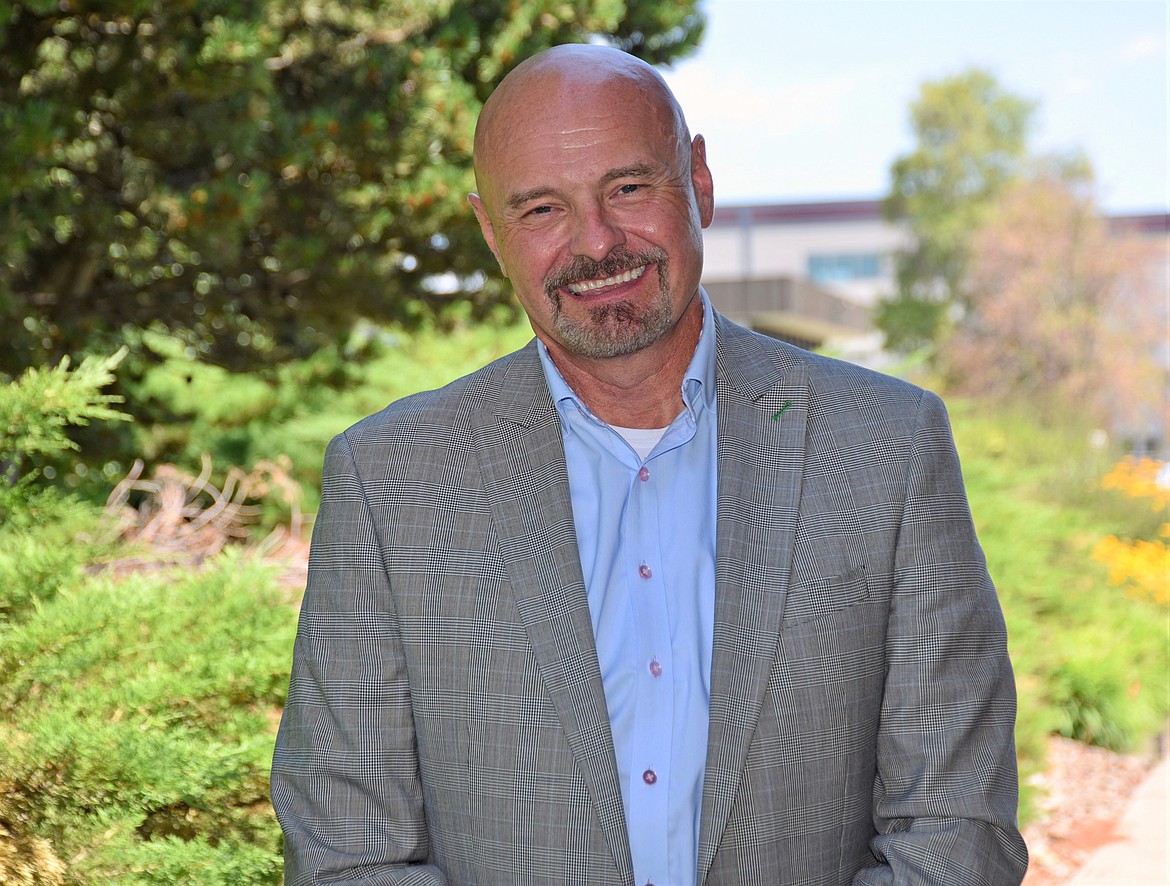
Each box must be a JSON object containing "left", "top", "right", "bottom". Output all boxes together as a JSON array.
[{"left": 782, "top": 566, "right": 870, "bottom": 625}]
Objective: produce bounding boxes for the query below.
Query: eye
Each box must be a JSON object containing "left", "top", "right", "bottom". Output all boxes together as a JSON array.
[
  {"left": 527, "top": 205, "right": 553, "bottom": 216},
  {"left": 617, "top": 184, "right": 640, "bottom": 195}
]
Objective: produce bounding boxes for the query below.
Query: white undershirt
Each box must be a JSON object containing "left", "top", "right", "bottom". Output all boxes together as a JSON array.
[{"left": 609, "top": 424, "right": 670, "bottom": 461}]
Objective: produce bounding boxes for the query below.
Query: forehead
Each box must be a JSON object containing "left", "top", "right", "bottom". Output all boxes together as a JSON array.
[{"left": 477, "top": 72, "right": 681, "bottom": 205}]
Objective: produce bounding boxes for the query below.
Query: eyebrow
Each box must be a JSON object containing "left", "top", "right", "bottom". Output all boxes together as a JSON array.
[
  {"left": 505, "top": 187, "right": 560, "bottom": 211},
  {"left": 600, "top": 163, "right": 658, "bottom": 185},
  {"left": 503, "top": 163, "right": 661, "bottom": 211}
]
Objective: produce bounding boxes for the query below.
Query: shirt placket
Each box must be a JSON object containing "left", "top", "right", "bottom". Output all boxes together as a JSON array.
[{"left": 622, "top": 454, "right": 672, "bottom": 884}]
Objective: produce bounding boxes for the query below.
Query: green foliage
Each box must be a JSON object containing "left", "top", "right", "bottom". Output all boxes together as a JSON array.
[
  {"left": 1, "top": 0, "right": 703, "bottom": 376},
  {"left": 0, "top": 492, "right": 107, "bottom": 622},
  {"left": 951, "top": 401, "right": 1170, "bottom": 791},
  {"left": 0, "top": 348, "right": 130, "bottom": 483},
  {"left": 113, "top": 318, "right": 533, "bottom": 510},
  {"left": 0, "top": 341, "right": 296, "bottom": 879},
  {"left": 879, "top": 68, "right": 1036, "bottom": 353},
  {"left": 117, "top": 325, "right": 361, "bottom": 469},
  {"left": 0, "top": 349, "right": 131, "bottom": 627},
  {"left": 0, "top": 553, "right": 292, "bottom": 884},
  {"left": 871, "top": 291, "right": 947, "bottom": 358}
]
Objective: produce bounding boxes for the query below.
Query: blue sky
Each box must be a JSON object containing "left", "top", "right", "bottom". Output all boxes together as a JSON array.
[{"left": 658, "top": 0, "right": 1169, "bottom": 213}]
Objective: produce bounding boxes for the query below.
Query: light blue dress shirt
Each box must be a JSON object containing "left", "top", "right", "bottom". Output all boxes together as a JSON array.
[{"left": 538, "top": 292, "right": 718, "bottom": 886}]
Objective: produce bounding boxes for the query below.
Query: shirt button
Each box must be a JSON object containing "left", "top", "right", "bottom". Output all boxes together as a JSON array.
[
  {"left": 649, "top": 659, "right": 663, "bottom": 678},
  {"left": 638, "top": 465, "right": 650, "bottom": 482},
  {"left": 642, "top": 768, "right": 657, "bottom": 785},
  {"left": 638, "top": 562, "right": 652, "bottom": 580}
]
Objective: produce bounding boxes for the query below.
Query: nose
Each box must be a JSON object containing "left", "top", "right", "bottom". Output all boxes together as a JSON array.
[{"left": 569, "top": 201, "right": 625, "bottom": 260}]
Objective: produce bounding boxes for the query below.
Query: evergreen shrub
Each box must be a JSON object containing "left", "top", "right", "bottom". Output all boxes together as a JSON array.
[
  {"left": 0, "top": 554, "right": 292, "bottom": 884},
  {"left": 0, "top": 351, "right": 130, "bottom": 621}
]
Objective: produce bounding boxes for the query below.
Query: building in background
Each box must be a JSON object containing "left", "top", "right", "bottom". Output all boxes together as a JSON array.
[
  {"left": 701, "top": 199, "right": 1169, "bottom": 454},
  {"left": 1108, "top": 212, "right": 1170, "bottom": 457},
  {"left": 700, "top": 199, "right": 903, "bottom": 361},
  {"left": 701, "top": 199, "right": 1168, "bottom": 353}
]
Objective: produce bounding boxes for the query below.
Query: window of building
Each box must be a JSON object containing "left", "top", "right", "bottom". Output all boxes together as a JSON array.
[{"left": 808, "top": 253, "right": 882, "bottom": 283}]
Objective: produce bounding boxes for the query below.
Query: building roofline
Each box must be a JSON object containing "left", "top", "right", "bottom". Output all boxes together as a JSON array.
[
  {"left": 710, "top": 198, "right": 1169, "bottom": 232},
  {"left": 710, "top": 199, "right": 884, "bottom": 227},
  {"left": 1107, "top": 213, "right": 1170, "bottom": 236}
]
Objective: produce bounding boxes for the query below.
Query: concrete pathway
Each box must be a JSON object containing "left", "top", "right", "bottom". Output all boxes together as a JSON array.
[{"left": 1067, "top": 755, "right": 1169, "bottom": 885}]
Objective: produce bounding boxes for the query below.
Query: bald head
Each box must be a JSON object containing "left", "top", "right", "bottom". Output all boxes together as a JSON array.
[
  {"left": 465, "top": 42, "right": 715, "bottom": 380},
  {"left": 473, "top": 45, "right": 692, "bottom": 196}
]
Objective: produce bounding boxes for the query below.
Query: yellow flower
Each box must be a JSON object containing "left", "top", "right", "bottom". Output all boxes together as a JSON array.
[
  {"left": 1092, "top": 459, "right": 1170, "bottom": 607},
  {"left": 1100, "top": 457, "right": 1170, "bottom": 511}
]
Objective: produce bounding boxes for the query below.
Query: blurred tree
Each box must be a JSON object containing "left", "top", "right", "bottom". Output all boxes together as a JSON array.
[
  {"left": 877, "top": 68, "right": 1037, "bottom": 354},
  {"left": 0, "top": 0, "right": 703, "bottom": 375},
  {"left": 948, "top": 174, "right": 1167, "bottom": 435}
]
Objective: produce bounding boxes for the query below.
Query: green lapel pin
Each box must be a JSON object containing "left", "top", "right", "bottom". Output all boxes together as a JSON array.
[{"left": 771, "top": 400, "right": 793, "bottom": 421}]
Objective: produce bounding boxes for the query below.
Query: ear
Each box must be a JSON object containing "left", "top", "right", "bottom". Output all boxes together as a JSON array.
[
  {"left": 690, "top": 135, "right": 715, "bottom": 228},
  {"left": 468, "top": 193, "right": 508, "bottom": 276}
]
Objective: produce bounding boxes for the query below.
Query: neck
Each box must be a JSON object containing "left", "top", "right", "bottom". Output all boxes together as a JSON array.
[{"left": 543, "top": 298, "right": 703, "bottom": 428}]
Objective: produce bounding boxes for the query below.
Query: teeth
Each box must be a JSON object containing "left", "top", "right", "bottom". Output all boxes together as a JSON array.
[{"left": 565, "top": 265, "right": 646, "bottom": 295}]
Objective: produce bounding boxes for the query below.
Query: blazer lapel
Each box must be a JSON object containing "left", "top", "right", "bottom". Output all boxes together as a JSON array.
[
  {"left": 471, "top": 343, "right": 634, "bottom": 885},
  {"left": 697, "top": 318, "right": 809, "bottom": 883}
]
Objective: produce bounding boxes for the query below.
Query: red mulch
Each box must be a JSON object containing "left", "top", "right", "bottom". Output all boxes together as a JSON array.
[{"left": 1022, "top": 735, "right": 1160, "bottom": 884}]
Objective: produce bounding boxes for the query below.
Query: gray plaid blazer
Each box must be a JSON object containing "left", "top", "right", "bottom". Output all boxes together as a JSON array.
[{"left": 272, "top": 314, "right": 1027, "bottom": 885}]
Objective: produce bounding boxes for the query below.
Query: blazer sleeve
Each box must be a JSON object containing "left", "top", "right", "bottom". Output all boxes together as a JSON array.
[
  {"left": 854, "top": 391, "right": 1028, "bottom": 885},
  {"left": 271, "top": 432, "right": 448, "bottom": 886}
]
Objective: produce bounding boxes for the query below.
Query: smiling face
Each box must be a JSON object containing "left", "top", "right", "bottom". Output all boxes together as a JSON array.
[{"left": 469, "top": 46, "right": 714, "bottom": 367}]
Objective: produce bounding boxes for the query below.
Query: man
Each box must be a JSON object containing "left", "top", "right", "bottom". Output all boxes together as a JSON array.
[{"left": 272, "top": 44, "right": 1028, "bottom": 885}]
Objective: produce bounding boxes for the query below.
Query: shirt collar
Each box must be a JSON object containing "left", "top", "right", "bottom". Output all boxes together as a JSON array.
[{"left": 537, "top": 287, "right": 717, "bottom": 420}]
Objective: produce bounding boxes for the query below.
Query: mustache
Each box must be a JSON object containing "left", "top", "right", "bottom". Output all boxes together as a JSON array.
[{"left": 544, "top": 247, "right": 667, "bottom": 295}]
